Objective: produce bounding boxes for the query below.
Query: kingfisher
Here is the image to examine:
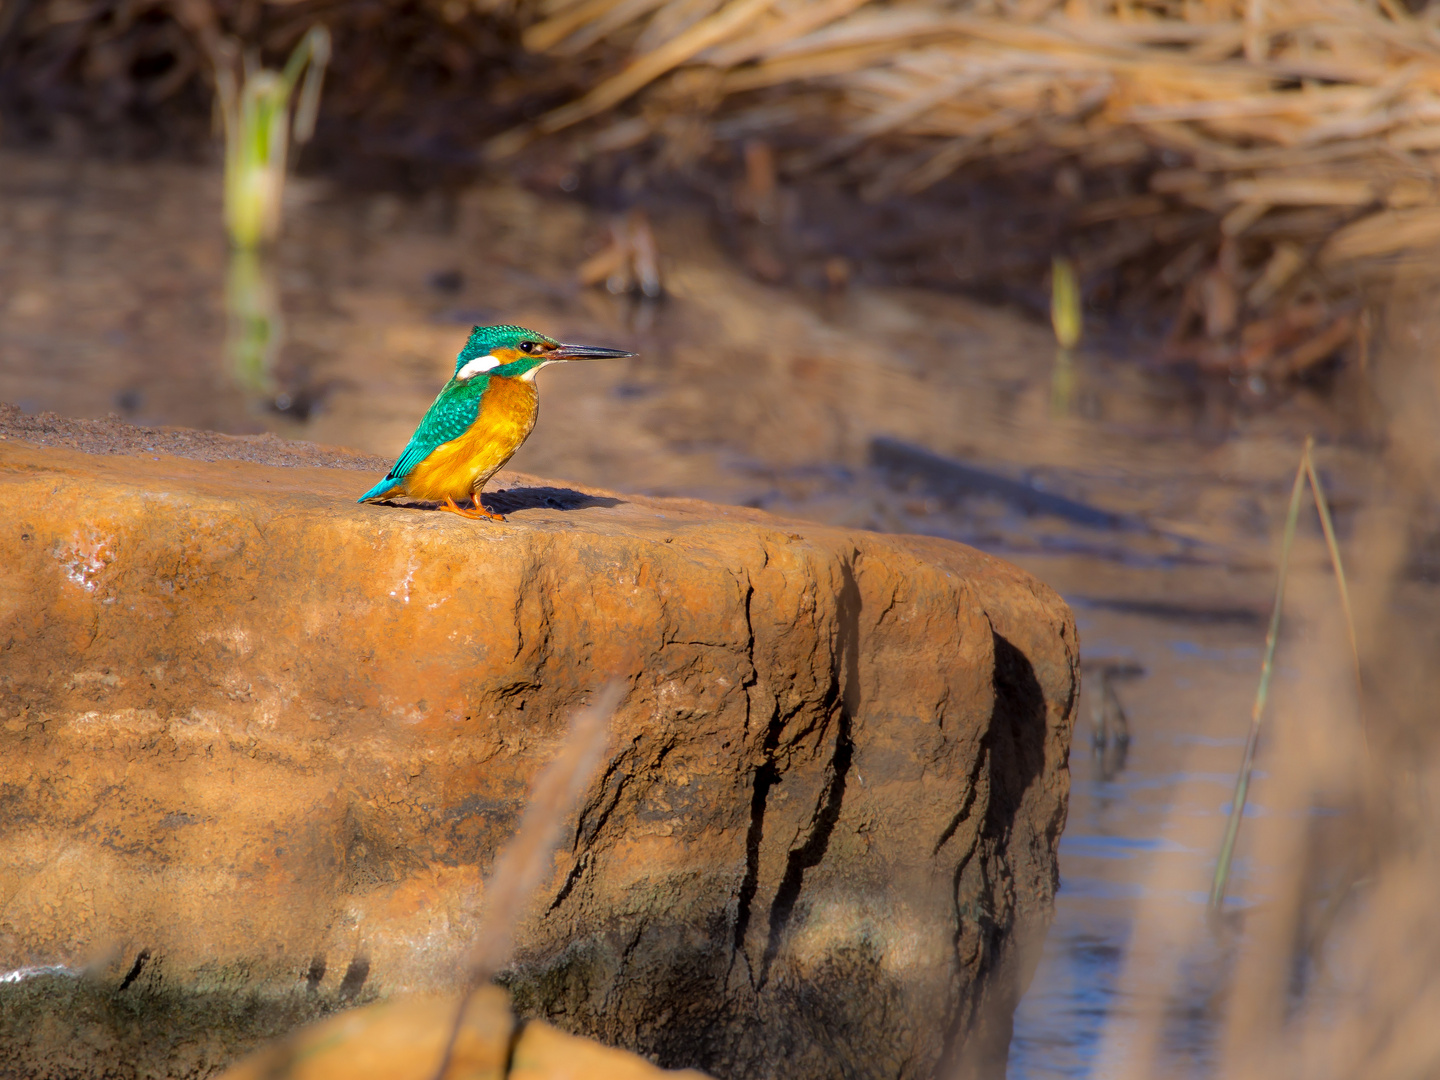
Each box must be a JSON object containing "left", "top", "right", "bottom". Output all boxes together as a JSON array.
[{"left": 357, "top": 324, "right": 634, "bottom": 520}]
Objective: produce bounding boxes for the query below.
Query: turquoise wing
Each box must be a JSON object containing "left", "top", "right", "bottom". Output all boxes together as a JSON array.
[
  {"left": 358, "top": 378, "right": 486, "bottom": 501},
  {"left": 390, "top": 378, "right": 487, "bottom": 478}
]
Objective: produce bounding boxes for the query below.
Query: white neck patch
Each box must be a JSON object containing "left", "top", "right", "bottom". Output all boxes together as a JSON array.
[
  {"left": 456, "top": 354, "right": 501, "bottom": 380},
  {"left": 518, "top": 359, "right": 559, "bottom": 382}
]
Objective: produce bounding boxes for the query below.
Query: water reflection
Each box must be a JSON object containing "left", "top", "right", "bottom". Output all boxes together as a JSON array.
[
  {"left": 1011, "top": 925, "right": 1129, "bottom": 1079},
  {"left": 225, "top": 247, "right": 284, "bottom": 404},
  {"left": 1081, "top": 660, "right": 1141, "bottom": 782}
]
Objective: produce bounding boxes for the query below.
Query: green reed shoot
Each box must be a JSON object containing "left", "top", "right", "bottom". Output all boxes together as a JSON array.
[
  {"left": 1210, "top": 436, "right": 1365, "bottom": 914},
  {"left": 218, "top": 26, "right": 330, "bottom": 250},
  {"left": 1050, "top": 256, "right": 1081, "bottom": 415},
  {"left": 1051, "top": 256, "right": 1082, "bottom": 351}
]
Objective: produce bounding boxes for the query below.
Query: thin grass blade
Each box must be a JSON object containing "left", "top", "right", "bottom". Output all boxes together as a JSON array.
[
  {"left": 1304, "top": 451, "right": 1364, "bottom": 733},
  {"left": 1209, "top": 436, "right": 1311, "bottom": 915}
]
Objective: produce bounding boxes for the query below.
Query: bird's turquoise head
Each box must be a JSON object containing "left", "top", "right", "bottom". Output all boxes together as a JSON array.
[{"left": 453, "top": 324, "right": 634, "bottom": 382}]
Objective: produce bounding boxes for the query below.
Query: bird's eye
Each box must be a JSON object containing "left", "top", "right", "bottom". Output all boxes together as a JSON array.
[{"left": 519, "top": 341, "right": 537, "bottom": 353}]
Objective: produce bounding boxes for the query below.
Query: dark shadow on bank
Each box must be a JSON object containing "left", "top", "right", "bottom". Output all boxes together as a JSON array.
[{"left": 939, "top": 629, "right": 1052, "bottom": 1080}]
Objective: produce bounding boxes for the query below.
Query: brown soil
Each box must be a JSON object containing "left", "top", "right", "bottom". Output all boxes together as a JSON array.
[{"left": 0, "top": 402, "right": 389, "bottom": 472}]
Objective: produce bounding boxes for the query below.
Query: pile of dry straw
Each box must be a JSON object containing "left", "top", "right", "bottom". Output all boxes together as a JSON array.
[{"left": 497, "top": 0, "right": 1440, "bottom": 376}]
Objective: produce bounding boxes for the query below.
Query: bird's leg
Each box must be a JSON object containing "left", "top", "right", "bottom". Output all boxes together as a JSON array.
[
  {"left": 435, "top": 493, "right": 506, "bottom": 522},
  {"left": 468, "top": 492, "right": 506, "bottom": 522},
  {"left": 437, "top": 495, "right": 499, "bottom": 521}
]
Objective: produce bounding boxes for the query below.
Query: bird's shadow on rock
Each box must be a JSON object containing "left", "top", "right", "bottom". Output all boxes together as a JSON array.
[
  {"left": 484, "top": 486, "right": 624, "bottom": 515},
  {"left": 368, "top": 487, "right": 622, "bottom": 517}
]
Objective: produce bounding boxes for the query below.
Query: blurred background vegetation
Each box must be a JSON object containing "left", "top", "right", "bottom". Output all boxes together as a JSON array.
[{"left": 5, "top": 0, "right": 1440, "bottom": 377}]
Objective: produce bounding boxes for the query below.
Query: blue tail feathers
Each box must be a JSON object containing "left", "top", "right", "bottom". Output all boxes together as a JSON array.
[{"left": 358, "top": 477, "right": 401, "bottom": 503}]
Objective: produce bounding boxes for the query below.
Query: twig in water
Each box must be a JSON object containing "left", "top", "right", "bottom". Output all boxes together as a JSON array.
[{"left": 430, "top": 681, "right": 624, "bottom": 1080}]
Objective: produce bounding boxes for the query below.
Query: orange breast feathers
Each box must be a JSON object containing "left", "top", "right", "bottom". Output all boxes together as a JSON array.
[{"left": 401, "top": 376, "right": 539, "bottom": 503}]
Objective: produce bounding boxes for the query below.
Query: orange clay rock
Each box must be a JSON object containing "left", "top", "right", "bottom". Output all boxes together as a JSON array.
[
  {"left": 217, "top": 986, "right": 708, "bottom": 1080},
  {"left": 0, "top": 429, "right": 1076, "bottom": 1080}
]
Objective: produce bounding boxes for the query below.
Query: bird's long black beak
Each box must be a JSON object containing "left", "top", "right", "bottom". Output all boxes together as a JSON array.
[{"left": 552, "top": 342, "right": 635, "bottom": 361}]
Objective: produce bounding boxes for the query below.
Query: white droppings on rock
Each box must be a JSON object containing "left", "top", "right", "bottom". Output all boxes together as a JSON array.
[
  {"left": 57, "top": 529, "right": 113, "bottom": 592},
  {"left": 0, "top": 964, "right": 78, "bottom": 984},
  {"left": 390, "top": 556, "right": 418, "bottom": 603}
]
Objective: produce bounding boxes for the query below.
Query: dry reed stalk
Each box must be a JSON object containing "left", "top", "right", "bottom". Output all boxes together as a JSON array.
[
  {"left": 431, "top": 681, "right": 624, "bottom": 1080},
  {"left": 537, "top": 0, "right": 777, "bottom": 133},
  {"left": 1322, "top": 207, "right": 1440, "bottom": 264},
  {"left": 705, "top": 0, "right": 868, "bottom": 65},
  {"left": 1215, "top": 573, "right": 1365, "bottom": 1080},
  {"left": 468, "top": 682, "right": 622, "bottom": 983},
  {"left": 1095, "top": 763, "right": 1242, "bottom": 1080}
]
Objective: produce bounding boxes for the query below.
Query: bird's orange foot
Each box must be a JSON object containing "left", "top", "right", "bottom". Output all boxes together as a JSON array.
[{"left": 438, "top": 496, "right": 505, "bottom": 522}]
